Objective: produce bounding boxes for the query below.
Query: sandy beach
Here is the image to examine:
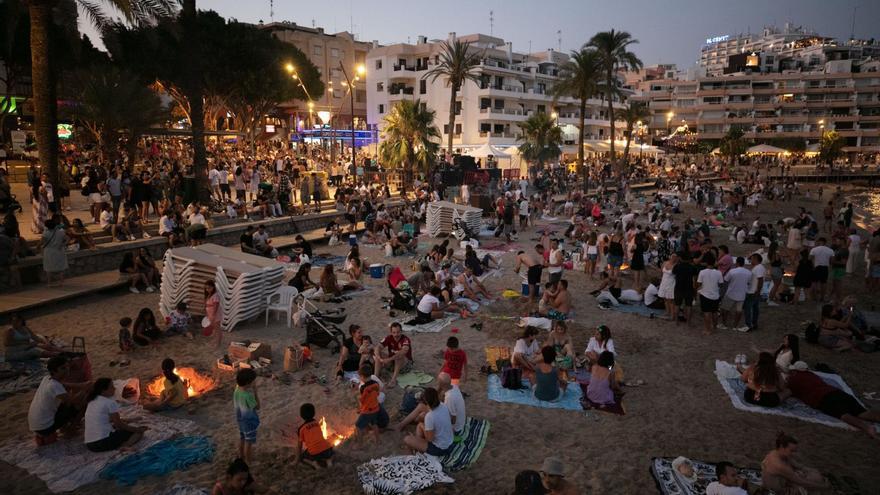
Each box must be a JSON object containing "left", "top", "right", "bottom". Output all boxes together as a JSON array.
[{"left": 1, "top": 186, "right": 879, "bottom": 495}]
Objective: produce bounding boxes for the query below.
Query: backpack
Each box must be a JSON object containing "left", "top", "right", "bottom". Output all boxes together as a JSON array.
[
  {"left": 501, "top": 366, "right": 524, "bottom": 390},
  {"left": 803, "top": 321, "right": 820, "bottom": 344}
]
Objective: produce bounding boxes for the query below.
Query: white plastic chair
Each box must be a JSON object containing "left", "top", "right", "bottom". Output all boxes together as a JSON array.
[{"left": 265, "top": 286, "right": 299, "bottom": 327}]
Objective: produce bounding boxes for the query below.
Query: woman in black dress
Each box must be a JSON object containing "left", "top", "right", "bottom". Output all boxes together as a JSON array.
[
  {"left": 792, "top": 248, "right": 812, "bottom": 305},
  {"left": 630, "top": 231, "right": 647, "bottom": 291}
]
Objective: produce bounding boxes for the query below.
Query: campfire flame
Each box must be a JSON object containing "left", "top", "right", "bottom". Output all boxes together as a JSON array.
[
  {"left": 319, "top": 416, "right": 352, "bottom": 447},
  {"left": 146, "top": 367, "right": 217, "bottom": 398}
]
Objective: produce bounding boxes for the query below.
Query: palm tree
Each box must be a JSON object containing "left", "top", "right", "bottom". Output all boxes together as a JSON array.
[
  {"left": 588, "top": 29, "right": 643, "bottom": 167},
  {"left": 719, "top": 126, "right": 748, "bottom": 169},
  {"left": 551, "top": 48, "right": 601, "bottom": 191},
  {"left": 620, "top": 101, "right": 651, "bottom": 167},
  {"left": 27, "top": 0, "right": 175, "bottom": 190},
  {"left": 819, "top": 130, "right": 844, "bottom": 169},
  {"left": 379, "top": 100, "right": 440, "bottom": 186},
  {"left": 517, "top": 112, "right": 562, "bottom": 176},
  {"left": 423, "top": 39, "right": 481, "bottom": 156}
]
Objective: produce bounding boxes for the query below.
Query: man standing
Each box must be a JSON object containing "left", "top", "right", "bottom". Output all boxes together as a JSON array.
[
  {"left": 696, "top": 254, "right": 723, "bottom": 336},
  {"left": 743, "top": 253, "right": 765, "bottom": 332},
  {"left": 515, "top": 245, "right": 545, "bottom": 302},
  {"left": 720, "top": 257, "right": 750, "bottom": 332},
  {"left": 809, "top": 238, "right": 834, "bottom": 302}
]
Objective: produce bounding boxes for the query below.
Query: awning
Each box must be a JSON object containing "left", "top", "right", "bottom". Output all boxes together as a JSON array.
[{"left": 747, "top": 144, "right": 787, "bottom": 154}]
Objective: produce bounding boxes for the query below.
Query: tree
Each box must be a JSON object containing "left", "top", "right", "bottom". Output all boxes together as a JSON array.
[
  {"left": 379, "top": 100, "right": 440, "bottom": 185},
  {"left": 517, "top": 112, "right": 562, "bottom": 176},
  {"left": 719, "top": 126, "right": 748, "bottom": 168},
  {"left": 423, "top": 39, "right": 481, "bottom": 156},
  {"left": 587, "top": 29, "right": 643, "bottom": 168},
  {"left": 0, "top": 1, "right": 29, "bottom": 142},
  {"left": 551, "top": 48, "right": 601, "bottom": 192},
  {"left": 620, "top": 101, "right": 651, "bottom": 169},
  {"left": 27, "top": 0, "right": 175, "bottom": 193},
  {"left": 819, "top": 130, "right": 844, "bottom": 168},
  {"left": 72, "top": 65, "right": 167, "bottom": 165}
]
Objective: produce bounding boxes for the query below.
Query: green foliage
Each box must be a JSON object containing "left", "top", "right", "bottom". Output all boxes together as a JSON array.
[
  {"left": 719, "top": 126, "right": 749, "bottom": 162},
  {"left": 517, "top": 112, "right": 562, "bottom": 171},
  {"left": 379, "top": 100, "right": 440, "bottom": 176},
  {"left": 819, "top": 130, "right": 844, "bottom": 165},
  {"left": 423, "top": 39, "right": 482, "bottom": 154},
  {"left": 620, "top": 101, "right": 651, "bottom": 164}
]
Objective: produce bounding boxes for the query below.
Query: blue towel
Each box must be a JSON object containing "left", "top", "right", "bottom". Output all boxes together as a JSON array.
[
  {"left": 441, "top": 417, "right": 490, "bottom": 471},
  {"left": 307, "top": 254, "right": 347, "bottom": 268},
  {"left": 487, "top": 374, "right": 583, "bottom": 410},
  {"left": 606, "top": 302, "right": 665, "bottom": 318},
  {"left": 100, "top": 436, "right": 214, "bottom": 486}
]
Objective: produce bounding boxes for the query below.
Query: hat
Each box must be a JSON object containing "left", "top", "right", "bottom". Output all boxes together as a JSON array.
[
  {"left": 790, "top": 361, "right": 809, "bottom": 371},
  {"left": 540, "top": 457, "right": 565, "bottom": 477}
]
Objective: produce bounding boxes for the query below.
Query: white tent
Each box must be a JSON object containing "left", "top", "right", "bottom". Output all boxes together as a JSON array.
[
  {"left": 747, "top": 144, "right": 787, "bottom": 154},
  {"left": 502, "top": 146, "right": 526, "bottom": 175},
  {"left": 710, "top": 147, "right": 721, "bottom": 155},
  {"left": 467, "top": 142, "right": 510, "bottom": 158}
]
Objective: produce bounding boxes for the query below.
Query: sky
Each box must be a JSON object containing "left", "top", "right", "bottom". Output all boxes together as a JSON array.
[{"left": 80, "top": 0, "right": 880, "bottom": 69}]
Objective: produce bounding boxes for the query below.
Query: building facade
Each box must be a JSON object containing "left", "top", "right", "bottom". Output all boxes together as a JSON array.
[
  {"left": 366, "top": 33, "right": 629, "bottom": 153},
  {"left": 261, "top": 22, "right": 372, "bottom": 134},
  {"left": 633, "top": 61, "right": 880, "bottom": 153}
]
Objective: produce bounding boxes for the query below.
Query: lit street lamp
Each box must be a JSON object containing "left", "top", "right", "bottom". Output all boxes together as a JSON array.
[
  {"left": 339, "top": 62, "right": 366, "bottom": 163},
  {"left": 666, "top": 111, "right": 674, "bottom": 135}
]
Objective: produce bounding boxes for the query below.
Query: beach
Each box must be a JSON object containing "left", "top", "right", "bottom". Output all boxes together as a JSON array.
[{"left": 1, "top": 188, "right": 879, "bottom": 494}]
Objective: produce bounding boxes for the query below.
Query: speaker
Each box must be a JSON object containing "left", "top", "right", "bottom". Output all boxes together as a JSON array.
[
  {"left": 442, "top": 170, "right": 463, "bottom": 186},
  {"left": 454, "top": 154, "right": 477, "bottom": 171}
]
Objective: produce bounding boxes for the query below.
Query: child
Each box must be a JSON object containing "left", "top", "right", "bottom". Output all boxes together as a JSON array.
[
  {"left": 354, "top": 364, "right": 388, "bottom": 441},
  {"left": 234, "top": 368, "right": 260, "bottom": 464},
  {"left": 439, "top": 336, "right": 468, "bottom": 385},
  {"left": 294, "top": 403, "right": 334, "bottom": 469},
  {"left": 118, "top": 317, "right": 133, "bottom": 352},
  {"left": 167, "top": 302, "right": 193, "bottom": 338},
  {"left": 143, "top": 358, "right": 187, "bottom": 412}
]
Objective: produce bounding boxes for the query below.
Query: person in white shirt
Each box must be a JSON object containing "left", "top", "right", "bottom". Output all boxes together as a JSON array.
[
  {"left": 643, "top": 278, "right": 664, "bottom": 310},
  {"left": 518, "top": 198, "right": 530, "bottom": 230},
  {"left": 743, "top": 253, "right": 766, "bottom": 332},
  {"left": 439, "top": 373, "right": 466, "bottom": 436},
  {"left": 208, "top": 167, "right": 221, "bottom": 199},
  {"left": 217, "top": 165, "right": 230, "bottom": 200},
  {"left": 99, "top": 204, "right": 120, "bottom": 240},
  {"left": 416, "top": 287, "right": 443, "bottom": 322},
  {"left": 846, "top": 229, "right": 861, "bottom": 274},
  {"left": 547, "top": 238, "right": 564, "bottom": 284},
  {"left": 83, "top": 378, "right": 146, "bottom": 452},
  {"left": 697, "top": 257, "right": 724, "bottom": 335},
  {"left": 720, "top": 257, "right": 751, "bottom": 332},
  {"left": 252, "top": 225, "right": 278, "bottom": 257},
  {"left": 512, "top": 326, "right": 541, "bottom": 380},
  {"left": 809, "top": 238, "right": 835, "bottom": 302},
  {"left": 402, "top": 387, "right": 454, "bottom": 457},
  {"left": 706, "top": 461, "right": 750, "bottom": 495},
  {"left": 28, "top": 356, "right": 89, "bottom": 439}
]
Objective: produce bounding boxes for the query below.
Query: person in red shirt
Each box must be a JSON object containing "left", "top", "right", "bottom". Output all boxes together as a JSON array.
[
  {"left": 354, "top": 364, "right": 388, "bottom": 441},
  {"left": 439, "top": 336, "right": 468, "bottom": 384},
  {"left": 294, "top": 403, "right": 334, "bottom": 469},
  {"left": 375, "top": 322, "right": 412, "bottom": 387},
  {"left": 787, "top": 363, "right": 880, "bottom": 437}
]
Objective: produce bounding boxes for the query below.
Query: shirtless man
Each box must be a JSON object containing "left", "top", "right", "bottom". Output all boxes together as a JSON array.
[
  {"left": 761, "top": 433, "right": 829, "bottom": 494},
  {"left": 515, "top": 245, "right": 545, "bottom": 302},
  {"left": 539, "top": 280, "right": 571, "bottom": 320}
]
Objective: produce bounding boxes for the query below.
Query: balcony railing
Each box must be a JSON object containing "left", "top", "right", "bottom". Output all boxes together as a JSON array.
[{"left": 392, "top": 64, "right": 416, "bottom": 72}]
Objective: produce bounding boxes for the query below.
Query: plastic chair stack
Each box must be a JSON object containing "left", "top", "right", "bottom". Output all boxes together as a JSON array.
[
  {"left": 426, "top": 200, "right": 483, "bottom": 238},
  {"left": 159, "top": 244, "right": 284, "bottom": 332}
]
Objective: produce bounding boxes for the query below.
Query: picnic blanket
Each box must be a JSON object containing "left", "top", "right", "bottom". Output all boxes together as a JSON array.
[
  {"left": 396, "top": 371, "right": 434, "bottom": 388},
  {"left": 157, "top": 485, "right": 210, "bottom": 495},
  {"left": 100, "top": 435, "right": 213, "bottom": 486},
  {"left": 400, "top": 315, "right": 458, "bottom": 333},
  {"left": 0, "top": 360, "right": 45, "bottom": 401},
  {"left": 650, "top": 457, "right": 763, "bottom": 495},
  {"left": 441, "top": 417, "right": 490, "bottom": 472},
  {"left": 714, "top": 360, "right": 877, "bottom": 431},
  {"left": 358, "top": 454, "right": 454, "bottom": 495},
  {"left": 0, "top": 406, "right": 196, "bottom": 492},
  {"left": 306, "top": 254, "right": 347, "bottom": 268},
  {"left": 487, "top": 374, "right": 583, "bottom": 410},
  {"left": 484, "top": 346, "right": 511, "bottom": 371},
  {"left": 577, "top": 382, "right": 626, "bottom": 415},
  {"left": 606, "top": 302, "right": 665, "bottom": 318}
]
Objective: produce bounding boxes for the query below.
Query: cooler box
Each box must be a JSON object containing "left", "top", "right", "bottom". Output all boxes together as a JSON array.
[
  {"left": 349, "top": 234, "right": 358, "bottom": 246},
  {"left": 370, "top": 263, "right": 385, "bottom": 279},
  {"left": 521, "top": 282, "right": 539, "bottom": 297}
]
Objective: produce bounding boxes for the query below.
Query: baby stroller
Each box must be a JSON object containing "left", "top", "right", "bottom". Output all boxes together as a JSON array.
[
  {"left": 297, "top": 296, "right": 345, "bottom": 353},
  {"left": 451, "top": 217, "right": 477, "bottom": 242},
  {"left": 387, "top": 266, "right": 415, "bottom": 311}
]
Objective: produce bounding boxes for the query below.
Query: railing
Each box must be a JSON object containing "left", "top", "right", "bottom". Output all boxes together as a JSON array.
[
  {"left": 392, "top": 65, "right": 416, "bottom": 72},
  {"left": 502, "top": 85, "right": 524, "bottom": 93}
]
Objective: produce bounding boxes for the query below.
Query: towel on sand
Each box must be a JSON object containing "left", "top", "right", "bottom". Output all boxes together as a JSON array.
[
  {"left": 358, "top": 454, "right": 454, "bottom": 495},
  {"left": 0, "top": 361, "right": 45, "bottom": 401},
  {"left": 307, "top": 254, "right": 347, "bottom": 268},
  {"left": 0, "top": 406, "right": 196, "bottom": 492},
  {"left": 158, "top": 485, "right": 210, "bottom": 495},
  {"left": 605, "top": 302, "right": 665, "bottom": 318},
  {"left": 399, "top": 316, "right": 458, "bottom": 333},
  {"left": 650, "top": 457, "right": 763, "bottom": 495},
  {"left": 577, "top": 382, "right": 626, "bottom": 415},
  {"left": 487, "top": 374, "right": 583, "bottom": 410},
  {"left": 100, "top": 435, "right": 214, "bottom": 486},
  {"left": 441, "top": 417, "right": 490, "bottom": 472},
  {"left": 396, "top": 371, "right": 434, "bottom": 388},
  {"left": 714, "top": 360, "right": 877, "bottom": 431}
]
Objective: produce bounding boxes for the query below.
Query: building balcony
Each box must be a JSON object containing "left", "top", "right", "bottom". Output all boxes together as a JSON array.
[
  {"left": 724, "top": 101, "right": 753, "bottom": 109},
  {"left": 478, "top": 131, "right": 519, "bottom": 139},
  {"left": 392, "top": 64, "right": 416, "bottom": 72}
]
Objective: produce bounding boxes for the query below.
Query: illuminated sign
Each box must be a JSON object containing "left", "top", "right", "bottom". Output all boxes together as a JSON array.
[
  {"left": 265, "top": 124, "right": 275, "bottom": 133},
  {"left": 705, "top": 35, "right": 730, "bottom": 44},
  {"left": 57, "top": 124, "right": 73, "bottom": 140}
]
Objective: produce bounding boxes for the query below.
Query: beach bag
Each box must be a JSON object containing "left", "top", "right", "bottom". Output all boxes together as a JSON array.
[
  {"left": 803, "top": 321, "right": 820, "bottom": 344},
  {"left": 399, "top": 387, "right": 423, "bottom": 416},
  {"left": 501, "top": 366, "right": 523, "bottom": 390}
]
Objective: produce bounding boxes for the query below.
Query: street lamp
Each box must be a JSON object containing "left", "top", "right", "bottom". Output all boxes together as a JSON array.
[
  {"left": 666, "top": 111, "right": 674, "bottom": 135},
  {"left": 339, "top": 62, "right": 366, "bottom": 163}
]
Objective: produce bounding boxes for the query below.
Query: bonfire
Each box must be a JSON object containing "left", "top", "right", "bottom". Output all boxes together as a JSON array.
[
  {"left": 146, "top": 367, "right": 217, "bottom": 398},
  {"left": 319, "top": 417, "right": 353, "bottom": 447}
]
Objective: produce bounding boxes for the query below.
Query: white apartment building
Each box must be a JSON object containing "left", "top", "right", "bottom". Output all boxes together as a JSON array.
[{"left": 366, "top": 33, "right": 629, "bottom": 153}]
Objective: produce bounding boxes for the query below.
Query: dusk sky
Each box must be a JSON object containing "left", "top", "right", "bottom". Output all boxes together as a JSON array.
[{"left": 81, "top": 0, "right": 880, "bottom": 69}]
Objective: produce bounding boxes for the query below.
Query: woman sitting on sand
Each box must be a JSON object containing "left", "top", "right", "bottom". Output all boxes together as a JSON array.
[
  {"left": 761, "top": 432, "right": 830, "bottom": 494},
  {"left": 213, "top": 458, "right": 262, "bottom": 495},
  {"left": 4, "top": 313, "right": 63, "bottom": 361},
  {"left": 320, "top": 264, "right": 360, "bottom": 297},
  {"left": 738, "top": 352, "right": 789, "bottom": 407},
  {"left": 288, "top": 263, "right": 317, "bottom": 296},
  {"left": 774, "top": 334, "right": 800, "bottom": 372},
  {"left": 132, "top": 308, "right": 162, "bottom": 346},
  {"left": 583, "top": 325, "right": 616, "bottom": 366},
  {"left": 533, "top": 346, "right": 567, "bottom": 402},
  {"left": 585, "top": 351, "right": 619, "bottom": 406},
  {"left": 143, "top": 358, "right": 187, "bottom": 412},
  {"left": 84, "top": 378, "right": 147, "bottom": 452}
]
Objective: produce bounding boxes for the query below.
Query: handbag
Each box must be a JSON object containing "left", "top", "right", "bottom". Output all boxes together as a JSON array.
[{"left": 501, "top": 366, "right": 524, "bottom": 390}]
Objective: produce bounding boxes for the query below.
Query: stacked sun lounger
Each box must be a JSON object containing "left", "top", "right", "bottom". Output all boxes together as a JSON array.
[
  {"left": 426, "top": 200, "right": 483, "bottom": 238},
  {"left": 159, "top": 244, "right": 284, "bottom": 331}
]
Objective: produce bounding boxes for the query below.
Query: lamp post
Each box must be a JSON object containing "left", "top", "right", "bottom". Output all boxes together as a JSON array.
[
  {"left": 666, "top": 111, "right": 674, "bottom": 136},
  {"left": 339, "top": 62, "right": 366, "bottom": 166}
]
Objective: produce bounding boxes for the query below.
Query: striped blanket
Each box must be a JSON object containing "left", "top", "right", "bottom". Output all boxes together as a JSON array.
[
  {"left": 650, "top": 457, "right": 763, "bottom": 495},
  {"left": 441, "top": 417, "right": 490, "bottom": 471},
  {"left": 358, "top": 454, "right": 454, "bottom": 495}
]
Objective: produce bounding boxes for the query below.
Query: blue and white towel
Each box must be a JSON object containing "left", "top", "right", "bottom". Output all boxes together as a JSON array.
[{"left": 487, "top": 374, "right": 583, "bottom": 411}]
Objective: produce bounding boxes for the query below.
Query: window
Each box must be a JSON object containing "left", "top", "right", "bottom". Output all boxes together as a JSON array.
[
  {"left": 454, "top": 101, "right": 462, "bottom": 115},
  {"left": 419, "top": 80, "right": 427, "bottom": 94},
  {"left": 376, "top": 82, "right": 384, "bottom": 92},
  {"left": 313, "top": 45, "right": 323, "bottom": 56},
  {"left": 455, "top": 123, "right": 462, "bottom": 135},
  {"left": 333, "top": 89, "right": 341, "bottom": 99},
  {"left": 356, "top": 90, "right": 366, "bottom": 103},
  {"left": 378, "top": 104, "right": 385, "bottom": 114},
  {"left": 330, "top": 48, "right": 340, "bottom": 58},
  {"left": 480, "top": 98, "right": 491, "bottom": 109},
  {"left": 375, "top": 59, "right": 383, "bottom": 70}
]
